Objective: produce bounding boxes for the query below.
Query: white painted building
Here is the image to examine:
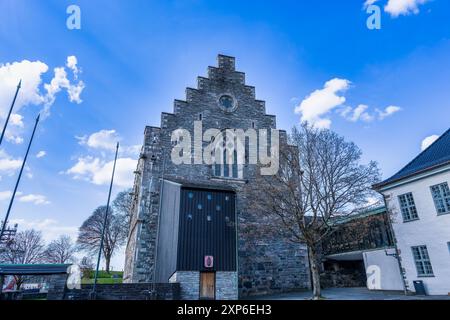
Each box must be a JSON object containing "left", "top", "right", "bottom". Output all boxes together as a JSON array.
[{"left": 374, "top": 129, "right": 450, "bottom": 295}]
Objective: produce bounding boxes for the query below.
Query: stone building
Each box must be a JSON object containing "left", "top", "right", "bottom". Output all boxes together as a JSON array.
[{"left": 123, "top": 54, "right": 310, "bottom": 299}]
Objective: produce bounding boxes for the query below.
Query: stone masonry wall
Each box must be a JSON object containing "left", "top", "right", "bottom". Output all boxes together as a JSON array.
[
  {"left": 216, "top": 272, "right": 238, "bottom": 300},
  {"left": 47, "top": 274, "right": 69, "bottom": 300},
  {"left": 169, "top": 271, "right": 200, "bottom": 300},
  {"left": 65, "top": 283, "right": 180, "bottom": 300},
  {"left": 123, "top": 128, "right": 162, "bottom": 283},
  {"left": 238, "top": 226, "right": 310, "bottom": 297}
]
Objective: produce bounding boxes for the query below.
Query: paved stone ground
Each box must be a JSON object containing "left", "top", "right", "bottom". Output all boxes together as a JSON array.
[{"left": 249, "top": 287, "right": 450, "bottom": 300}]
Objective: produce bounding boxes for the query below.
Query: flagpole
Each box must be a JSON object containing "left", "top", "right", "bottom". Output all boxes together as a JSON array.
[
  {"left": 0, "top": 80, "right": 22, "bottom": 146},
  {"left": 0, "top": 113, "right": 40, "bottom": 241},
  {"left": 91, "top": 142, "right": 119, "bottom": 299}
]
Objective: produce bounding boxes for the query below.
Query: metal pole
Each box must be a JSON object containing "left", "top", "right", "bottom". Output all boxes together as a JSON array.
[
  {"left": 91, "top": 142, "right": 119, "bottom": 299},
  {"left": 0, "top": 80, "right": 22, "bottom": 146},
  {"left": 0, "top": 113, "right": 39, "bottom": 241}
]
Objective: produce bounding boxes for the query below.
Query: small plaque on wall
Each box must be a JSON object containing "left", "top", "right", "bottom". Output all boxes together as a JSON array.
[{"left": 204, "top": 255, "right": 214, "bottom": 268}]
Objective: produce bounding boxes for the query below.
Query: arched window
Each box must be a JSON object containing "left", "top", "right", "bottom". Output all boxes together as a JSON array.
[{"left": 211, "top": 130, "right": 243, "bottom": 179}]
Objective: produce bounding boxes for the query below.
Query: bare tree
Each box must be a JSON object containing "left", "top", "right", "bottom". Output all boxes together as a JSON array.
[
  {"left": 76, "top": 206, "right": 128, "bottom": 273},
  {"left": 112, "top": 189, "right": 133, "bottom": 225},
  {"left": 44, "top": 235, "right": 76, "bottom": 264},
  {"left": 246, "top": 123, "right": 380, "bottom": 299},
  {"left": 79, "top": 256, "right": 95, "bottom": 279},
  {"left": 80, "top": 256, "right": 95, "bottom": 270},
  {"left": 0, "top": 229, "right": 46, "bottom": 289}
]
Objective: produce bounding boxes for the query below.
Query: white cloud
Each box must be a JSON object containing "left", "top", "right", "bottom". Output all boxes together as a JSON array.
[
  {"left": 94, "top": 158, "right": 137, "bottom": 187},
  {"left": 385, "top": 0, "right": 429, "bottom": 17},
  {"left": 66, "top": 156, "right": 101, "bottom": 179},
  {"left": 66, "top": 56, "right": 80, "bottom": 79},
  {"left": 66, "top": 156, "right": 137, "bottom": 188},
  {"left": 69, "top": 129, "right": 139, "bottom": 188},
  {"left": 297, "top": 79, "right": 401, "bottom": 127},
  {"left": 10, "top": 114, "right": 24, "bottom": 127},
  {"left": 78, "top": 129, "right": 120, "bottom": 151},
  {"left": 4, "top": 132, "right": 24, "bottom": 144},
  {"left": 42, "top": 66, "right": 85, "bottom": 117},
  {"left": 0, "top": 56, "right": 85, "bottom": 122},
  {"left": 342, "top": 104, "right": 375, "bottom": 122},
  {"left": 18, "top": 194, "right": 50, "bottom": 205},
  {"left": 36, "top": 150, "right": 46, "bottom": 158},
  {"left": 0, "top": 190, "right": 12, "bottom": 201},
  {"left": 2, "top": 114, "right": 25, "bottom": 144},
  {"left": 25, "top": 166, "right": 33, "bottom": 179},
  {"left": 421, "top": 134, "right": 439, "bottom": 151},
  {"left": 295, "top": 78, "right": 351, "bottom": 129},
  {"left": 376, "top": 105, "right": 402, "bottom": 120},
  {"left": 77, "top": 129, "right": 141, "bottom": 157},
  {"left": 0, "top": 150, "right": 22, "bottom": 176},
  {"left": 123, "top": 144, "right": 141, "bottom": 156},
  {"left": 363, "top": 0, "right": 429, "bottom": 17},
  {"left": 0, "top": 60, "right": 48, "bottom": 119},
  {"left": 9, "top": 218, "right": 78, "bottom": 243}
]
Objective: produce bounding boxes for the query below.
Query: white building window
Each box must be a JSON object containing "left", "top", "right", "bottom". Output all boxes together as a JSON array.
[
  {"left": 430, "top": 182, "right": 450, "bottom": 215},
  {"left": 398, "top": 192, "right": 419, "bottom": 222},
  {"left": 411, "top": 246, "right": 434, "bottom": 277}
]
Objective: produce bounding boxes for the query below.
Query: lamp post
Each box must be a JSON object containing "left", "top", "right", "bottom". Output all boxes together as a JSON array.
[
  {"left": 90, "top": 142, "right": 119, "bottom": 299},
  {"left": 0, "top": 114, "right": 39, "bottom": 241}
]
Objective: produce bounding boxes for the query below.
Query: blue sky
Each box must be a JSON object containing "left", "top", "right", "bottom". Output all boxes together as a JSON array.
[{"left": 1, "top": 0, "right": 449, "bottom": 269}]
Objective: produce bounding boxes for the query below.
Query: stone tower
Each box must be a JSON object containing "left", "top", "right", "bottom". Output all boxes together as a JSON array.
[{"left": 123, "top": 54, "right": 310, "bottom": 298}]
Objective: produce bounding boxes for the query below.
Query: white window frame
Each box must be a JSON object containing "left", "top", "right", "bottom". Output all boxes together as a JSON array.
[
  {"left": 430, "top": 182, "right": 450, "bottom": 215},
  {"left": 411, "top": 245, "right": 434, "bottom": 277},
  {"left": 398, "top": 192, "right": 419, "bottom": 222}
]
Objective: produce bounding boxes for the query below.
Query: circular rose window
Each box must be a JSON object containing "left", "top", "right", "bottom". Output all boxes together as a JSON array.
[{"left": 218, "top": 95, "right": 237, "bottom": 112}]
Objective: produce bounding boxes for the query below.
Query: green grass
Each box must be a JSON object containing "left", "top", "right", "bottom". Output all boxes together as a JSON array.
[
  {"left": 81, "top": 277, "right": 122, "bottom": 284},
  {"left": 81, "top": 270, "right": 123, "bottom": 284},
  {"left": 87, "top": 270, "right": 123, "bottom": 278}
]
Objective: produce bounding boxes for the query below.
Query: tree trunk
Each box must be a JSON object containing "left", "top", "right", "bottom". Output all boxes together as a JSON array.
[
  {"left": 308, "top": 246, "right": 322, "bottom": 300},
  {"left": 105, "top": 255, "right": 111, "bottom": 273}
]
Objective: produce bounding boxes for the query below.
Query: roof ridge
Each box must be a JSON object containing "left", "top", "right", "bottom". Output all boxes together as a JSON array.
[
  {"left": 396, "top": 128, "right": 450, "bottom": 176},
  {"left": 375, "top": 127, "right": 450, "bottom": 188}
]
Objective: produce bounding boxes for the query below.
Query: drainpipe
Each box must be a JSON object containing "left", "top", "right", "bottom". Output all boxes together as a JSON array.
[{"left": 383, "top": 195, "right": 408, "bottom": 296}]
